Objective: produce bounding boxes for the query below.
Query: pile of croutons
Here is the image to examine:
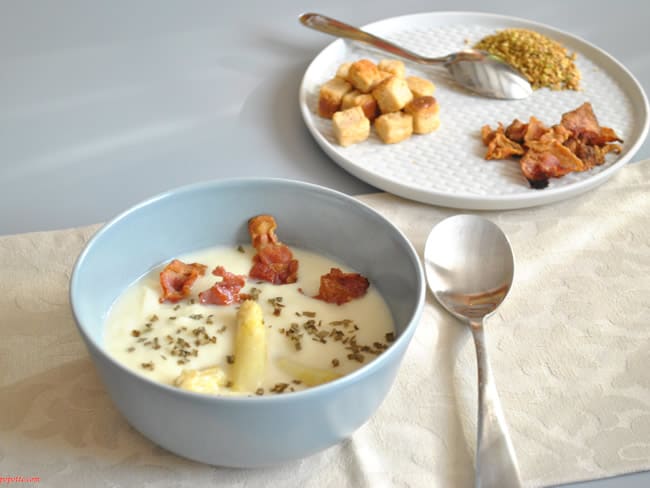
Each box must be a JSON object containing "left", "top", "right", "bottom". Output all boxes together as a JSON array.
[{"left": 318, "top": 58, "right": 440, "bottom": 147}]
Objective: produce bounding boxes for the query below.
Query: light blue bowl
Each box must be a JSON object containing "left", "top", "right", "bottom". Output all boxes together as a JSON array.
[{"left": 70, "top": 178, "right": 425, "bottom": 467}]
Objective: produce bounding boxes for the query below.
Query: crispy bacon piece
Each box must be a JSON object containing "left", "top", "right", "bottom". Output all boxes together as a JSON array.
[
  {"left": 561, "top": 102, "right": 623, "bottom": 145},
  {"left": 250, "top": 246, "right": 299, "bottom": 285},
  {"left": 248, "top": 215, "right": 279, "bottom": 249},
  {"left": 566, "top": 138, "right": 623, "bottom": 168},
  {"left": 602, "top": 143, "right": 622, "bottom": 156},
  {"left": 523, "top": 116, "right": 548, "bottom": 143},
  {"left": 560, "top": 102, "right": 601, "bottom": 144},
  {"left": 505, "top": 119, "right": 528, "bottom": 143},
  {"left": 597, "top": 126, "right": 623, "bottom": 145},
  {"left": 481, "top": 123, "right": 499, "bottom": 145},
  {"left": 159, "top": 259, "right": 207, "bottom": 303},
  {"left": 565, "top": 138, "right": 603, "bottom": 168},
  {"left": 520, "top": 141, "right": 585, "bottom": 186},
  {"left": 486, "top": 132, "right": 525, "bottom": 160},
  {"left": 248, "top": 215, "right": 299, "bottom": 285},
  {"left": 314, "top": 268, "right": 370, "bottom": 305},
  {"left": 538, "top": 124, "right": 572, "bottom": 145},
  {"left": 483, "top": 124, "right": 525, "bottom": 160},
  {"left": 198, "top": 266, "right": 246, "bottom": 305}
]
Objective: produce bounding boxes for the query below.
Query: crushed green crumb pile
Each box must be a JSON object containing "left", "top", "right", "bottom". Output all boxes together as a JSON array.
[{"left": 474, "top": 29, "right": 581, "bottom": 91}]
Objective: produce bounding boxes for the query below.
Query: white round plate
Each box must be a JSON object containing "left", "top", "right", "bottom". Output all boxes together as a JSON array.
[{"left": 299, "top": 12, "right": 649, "bottom": 210}]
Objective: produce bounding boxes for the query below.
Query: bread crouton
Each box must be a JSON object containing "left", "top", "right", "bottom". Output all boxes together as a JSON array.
[
  {"left": 341, "top": 90, "right": 378, "bottom": 122},
  {"left": 375, "top": 112, "right": 413, "bottom": 144},
  {"left": 372, "top": 76, "right": 413, "bottom": 114},
  {"left": 336, "top": 62, "right": 353, "bottom": 80},
  {"left": 341, "top": 89, "right": 361, "bottom": 110},
  {"left": 377, "top": 70, "right": 393, "bottom": 85},
  {"left": 404, "top": 96, "right": 440, "bottom": 134},
  {"left": 347, "top": 59, "right": 383, "bottom": 93},
  {"left": 406, "top": 76, "right": 435, "bottom": 98},
  {"left": 318, "top": 77, "right": 353, "bottom": 118},
  {"left": 332, "top": 106, "right": 370, "bottom": 147},
  {"left": 378, "top": 59, "right": 405, "bottom": 78}
]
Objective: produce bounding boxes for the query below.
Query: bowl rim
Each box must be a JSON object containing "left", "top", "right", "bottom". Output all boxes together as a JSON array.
[{"left": 70, "top": 177, "right": 426, "bottom": 404}]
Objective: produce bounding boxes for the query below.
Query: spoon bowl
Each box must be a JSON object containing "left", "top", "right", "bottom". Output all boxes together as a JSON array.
[
  {"left": 425, "top": 214, "right": 514, "bottom": 323},
  {"left": 299, "top": 13, "right": 532, "bottom": 100},
  {"left": 424, "top": 215, "right": 522, "bottom": 488}
]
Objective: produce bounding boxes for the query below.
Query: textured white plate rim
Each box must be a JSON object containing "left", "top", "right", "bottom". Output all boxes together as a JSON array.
[{"left": 299, "top": 11, "right": 650, "bottom": 210}]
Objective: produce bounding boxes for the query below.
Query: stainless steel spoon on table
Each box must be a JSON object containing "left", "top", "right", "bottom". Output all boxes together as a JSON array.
[
  {"left": 299, "top": 12, "right": 532, "bottom": 100},
  {"left": 424, "top": 215, "right": 522, "bottom": 488}
]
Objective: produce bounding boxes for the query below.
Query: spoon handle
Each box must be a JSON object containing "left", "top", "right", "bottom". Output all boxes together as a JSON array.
[
  {"left": 299, "top": 12, "right": 446, "bottom": 65},
  {"left": 470, "top": 321, "right": 522, "bottom": 488}
]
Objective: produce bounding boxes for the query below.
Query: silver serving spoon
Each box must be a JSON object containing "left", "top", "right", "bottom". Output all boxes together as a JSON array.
[
  {"left": 424, "top": 215, "right": 522, "bottom": 488},
  {"left": 299, "top": 13, "right": 532, "bottom": 100}
]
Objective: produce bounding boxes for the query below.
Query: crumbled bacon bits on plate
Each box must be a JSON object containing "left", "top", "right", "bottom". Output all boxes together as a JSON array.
[{"left": 481, "top": 102, "right": 622, "bottom": 188}]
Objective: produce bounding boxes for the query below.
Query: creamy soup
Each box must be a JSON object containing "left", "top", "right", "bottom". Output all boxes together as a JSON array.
[{"left": 105, "top": 244, "right": 395, "bottom": 395}]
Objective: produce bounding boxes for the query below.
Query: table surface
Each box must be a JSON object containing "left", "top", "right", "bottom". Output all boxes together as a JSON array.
[{"left": 1, "top": 1, "right": 648, "bottom": 486}]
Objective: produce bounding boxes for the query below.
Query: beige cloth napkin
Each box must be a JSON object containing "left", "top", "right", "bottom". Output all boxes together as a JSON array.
[{"left": 2, "top": 162, "right": 649, "bottom": 488}]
